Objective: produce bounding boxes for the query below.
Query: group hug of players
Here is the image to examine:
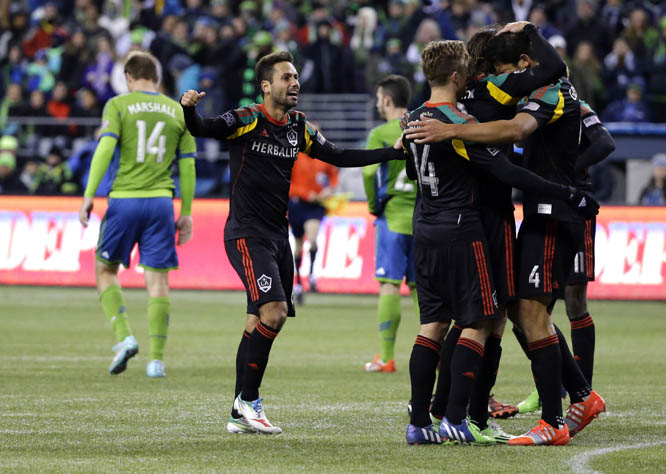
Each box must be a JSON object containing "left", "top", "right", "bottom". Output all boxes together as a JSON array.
[{"left": 80, "top": 19, "right": 612, "bottom": 445}]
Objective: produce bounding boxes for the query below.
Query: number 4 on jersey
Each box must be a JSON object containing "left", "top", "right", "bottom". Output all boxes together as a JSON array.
[
  {"left": 136, "top": 120, "right": 167, "bottom": 163},
  {"left": 529, "top": 265, "right": 540, "bottom": 288}
]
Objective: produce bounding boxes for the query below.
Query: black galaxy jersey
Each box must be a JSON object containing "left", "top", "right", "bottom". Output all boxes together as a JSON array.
[
  {"left": 183, "top": 102, "right": 402, "bottom": 241},
  {"left": 518, "top": 78, "right": 582, "bottom": 222},
  {"left": 578, "top": 99, "right": 604, "bottom": 190},
  {"left": 405, "top": 102, "right": 508, "bottom": 241}
]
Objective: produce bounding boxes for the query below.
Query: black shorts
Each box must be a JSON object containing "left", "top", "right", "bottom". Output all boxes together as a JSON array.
[
  {"left": 288, "top": 198, "right": 326, "bottom": 239},
  {"left": 481, "top": 209, "right": 517, "bottom": 306},
  {"left": 415, "top": 219, "right": 499, "bottom": 328},
  {"left": 517, "top": 215, "right": 577, "bottom": 300},
  {"left": 225, "top": 237, "right": 296, "bottom": 317},
  {"left": 567, "top": 216, "right": 596, "bottom": 285}
]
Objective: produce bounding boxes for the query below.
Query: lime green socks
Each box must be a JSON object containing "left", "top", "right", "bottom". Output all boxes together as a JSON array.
[
  {"left": 378, "top": 293, "right": 401, "bottom": 362},
  {"left": 100, "top": 284, "right": 132, "bottom": 342},
  {"left": 148, "top": 297, "right": 170, "bottom": 361}
]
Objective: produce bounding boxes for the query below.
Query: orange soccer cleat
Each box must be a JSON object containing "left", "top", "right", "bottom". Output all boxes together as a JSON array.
[
  {"left": 488, "top": 394, "right": 519, "bottom": 419},
  {"left": 364, "top": 354, "right": 396, "bottom": 373},
  {"left": 565, "top": 390, "right": 606, "bottom": 436},
  {"left": 508, "top": 419, "right": 570, "bottom": 446}
]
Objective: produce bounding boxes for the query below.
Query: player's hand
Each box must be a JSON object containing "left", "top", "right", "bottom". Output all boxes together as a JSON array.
[
  {"left": 180, "top": 90, "right": 206, "bottom": 107},
  {"left": 498, "top": 21, "right": 531, "bottom": 34},
  {"left": 393, "top": 133, "right": 404, "bottom": 150},
  {"left": 79, "top": 196, "right": 93, "bottom": 227},
  {"left": 176, "top": 215, "right": 193, "bottom": 245},
  {"left": 399, "top": 111, "right": 410, "bottom": 130},
  {"left": 567, "top": 187, "right": 600, "bottom": 218},
  {"left": 404, "top": 115, "right": 456, "bottom": 143},
  {"left": 317, "top": 187, "right": 334, "bottom": 202}
]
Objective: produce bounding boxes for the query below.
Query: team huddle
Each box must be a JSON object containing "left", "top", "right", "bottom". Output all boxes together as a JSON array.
[{"left": 79, "top": 20, "right": 613, "bottom": 446}]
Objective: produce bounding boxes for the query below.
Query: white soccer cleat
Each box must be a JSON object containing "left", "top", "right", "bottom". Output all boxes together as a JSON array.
[
  {"left": 233, "top": 394, "right": 282, "bottom": 434},
  {"left": 109, "top": 335, "right": 138, "bottom": 375},
  {"left": 146, "top": 359, "right": 166, "bottom": 378},
  {"left": 226, "top": 415, "right": 256, "bottom": 434}
]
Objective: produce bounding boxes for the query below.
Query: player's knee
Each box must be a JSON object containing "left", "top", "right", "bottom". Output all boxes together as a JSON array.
[
  {"left": 260, "top": 301, "right": 288, "bottom": 330},
  {"left": 564, "top": 284, "right": 588, "bottom": 320},
  {"left": 419, "top": 321, "right": 448, "bottom": 341}
]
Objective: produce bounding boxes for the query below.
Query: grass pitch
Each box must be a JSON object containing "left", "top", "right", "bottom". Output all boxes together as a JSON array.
[{"left": 1, "top": 286, "right": 665, "bottom": 473}]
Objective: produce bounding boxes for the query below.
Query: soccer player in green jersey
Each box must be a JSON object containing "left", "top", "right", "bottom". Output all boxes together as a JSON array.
[
  {"left": 362, "top": 75, "right": 418, "bottom": 373},
  {"left": 78, "top": 52, "right": 196, "bottom": 378}
]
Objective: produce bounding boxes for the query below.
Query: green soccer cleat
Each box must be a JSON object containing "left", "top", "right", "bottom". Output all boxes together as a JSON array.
[
  {"left": 517, "top": 389, "right": 541, "bottom": 414},
  {"left": 439, "top": 417, "right": 496, "bottom": 446},
  {"left": 480, "top": 420, "right": 512, "bottom": 444},
  {"left": 226, "top": 415, "right": 256, "bottom": 434}
]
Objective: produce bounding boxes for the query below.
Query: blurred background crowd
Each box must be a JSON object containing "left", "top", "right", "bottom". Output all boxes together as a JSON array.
[{"left": 1, "top": 0, "right": 665, "bottom": 204}]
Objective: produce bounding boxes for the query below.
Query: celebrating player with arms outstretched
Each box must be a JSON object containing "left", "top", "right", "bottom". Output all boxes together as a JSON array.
[
  {"left": 79, "top": 52, "right": 196, "bottom": 378},
  {"left": 180, "top": 51, "right": 404, "bottom": 435}
]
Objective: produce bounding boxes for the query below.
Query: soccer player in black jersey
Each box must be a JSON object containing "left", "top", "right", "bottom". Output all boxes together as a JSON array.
[
  {"left": 401, "top": 40, "right": 597, "bottom": 446},
  {"left": 516, "top": 100, "right": 615, "bottom": 416},
  {"left": 405, "top": 29, "right": 605, "bottom": 445},
  {"left": 180, "top": 51, "right": 404, "bottom": 435},
  {"left": 426, "top": 21, "right": 569, "bottom": 439}
]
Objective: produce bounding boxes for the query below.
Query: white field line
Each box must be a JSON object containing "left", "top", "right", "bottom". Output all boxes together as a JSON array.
[{"left": 569, "top": 441, "right": 666, "bottom": 473}]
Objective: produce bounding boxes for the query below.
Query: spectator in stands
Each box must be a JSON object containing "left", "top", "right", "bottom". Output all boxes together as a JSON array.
[
  {"left": 406, "top": 18, "right": 441, "bottom": 106},
  {"left": 602, "top": 36, "right": 644, "bottom": 102},
  {"left": 194, "top": 17, "right": 223, "bottom": 68},
  {"left": 622, "top": 8, "right": 659, "bottom": 60},
  {"left": 26, "top": 48, "right": 55, "bottom": 93},
  {"left": 645, "top": 16, "right": 666, "bottom": 122},
  {"left": 376, "top": 0, "right": 409, "bottom": 51},
  {"left": 639, "top": 153, "right": 666, "bottom": 206},
  {"left": 529, "top": 5, "right": 561, "bottom": 39},
  {"left": 602, "top": 79, "right": 651, "bottom": 122},
  {"left": 46, "top": 81, "right": 74, "bottom": 138},
  {"left": 0, "top": 151, "right": 27, "bottom": 194},
  {"left": 566, "top": 0, "right": 612, "bottom": 60},
  {"left": 1, "top": 44, "right": 28, "bottom": 92},
  {"left": 569, "top": 41, "right": 603, "bottom": 109},
  {"left": 22, "top": 89, "right": 48, "bottom": 142},
  {"left": 58, "top": 29, "right": 90, "bottom": 91},
  {"left": 550, "top": 34, "right": 569, "bottom": 63},
  {"left": 22, "top": 2, "right": 59, "bottom": 59},
  {"left": 82, "top": 35, "right": 115, "bottom": 104},
  {"left": 372, "top": 38, "right": 412, "bottom": 86},
  {"left": 0, "top": 83, "right": 23, "bottom": 135},
  {"left": 32, "top": 146, "right": 78, "bottom": 195},
  {"left": 80, "top": 2, "right": 111, "bottom": 42},
  {"left": 68, "top": 128, "right": 113, "bottom": 196},
  {"left": 600, "top": 0, "right": 627, "bottom": 36},
  {"left": 302, "top": 19, "right": 351, "bottom": 93}
]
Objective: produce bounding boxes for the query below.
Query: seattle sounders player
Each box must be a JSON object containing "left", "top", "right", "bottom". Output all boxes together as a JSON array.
[
  {"left": 363, "top": 75, "right": 418, "bottom": 372},
  {"left": 78, "top": 52, "right": 196, "bottom": 378}
]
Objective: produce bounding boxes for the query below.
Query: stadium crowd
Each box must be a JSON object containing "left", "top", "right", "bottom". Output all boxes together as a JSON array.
[{"left": 1, "top": 0, "right": 665, "bottom": 199}]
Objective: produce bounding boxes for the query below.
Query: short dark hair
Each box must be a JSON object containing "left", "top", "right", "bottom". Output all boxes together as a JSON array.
[
  {"left": 376, "top": 74, "right": 411, "bottom": 108},
  {"left": 421, "top": 40, "right": 469, "bottom": 87},
  {"left": 484, "top": 31, "right": 532, "bottom": 67},
  {"left": 255, "top": 51, "right": 294, "bottom": 85},
  {"left": 124, "top": 52, "right": 159, "bottom": 83},
  {"left": 467, "top": 25, "right": 499, "bottom": 78}
]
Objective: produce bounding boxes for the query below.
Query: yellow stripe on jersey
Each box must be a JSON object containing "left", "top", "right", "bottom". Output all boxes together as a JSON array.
[
  {"left": 547, "top": 91, "right": 565, "bottom": 124},
  {"left": 487, "top": 81, "right": 521, "bottom": 106},
  {"left": 452, "top": 139, "right": 470, "bottom": 160},
  {"left": 226, "top": 117, "right": 259, "bottom": 139},
  {"left": 303, "top": 125, "right": 314, "bottom": 155}
]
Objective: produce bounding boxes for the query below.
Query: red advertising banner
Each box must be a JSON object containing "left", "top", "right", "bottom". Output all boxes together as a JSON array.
[{"left": 0, "top": 196, "right": 664, "bottom": 299}]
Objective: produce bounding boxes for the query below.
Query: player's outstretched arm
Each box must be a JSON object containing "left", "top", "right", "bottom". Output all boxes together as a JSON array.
[
  {"left": 308, "top": 130, "right": 405, "bottom": 167},
  {"left": 79, "top": 135, "right": 117, "bottom": 227},
  {"left": 405, "top": 113, "right": 538, "bottom": 144},
  {"left": 470, "top": 145, "right": 599, "bottom": 217},
  {"left": 180, "top": 90, "right": 239, "bottom": 138}
]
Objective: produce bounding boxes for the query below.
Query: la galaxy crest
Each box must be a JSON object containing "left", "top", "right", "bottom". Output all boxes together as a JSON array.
[{"left": 287, "top": 128, "right": 298, "bottom": 146}]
